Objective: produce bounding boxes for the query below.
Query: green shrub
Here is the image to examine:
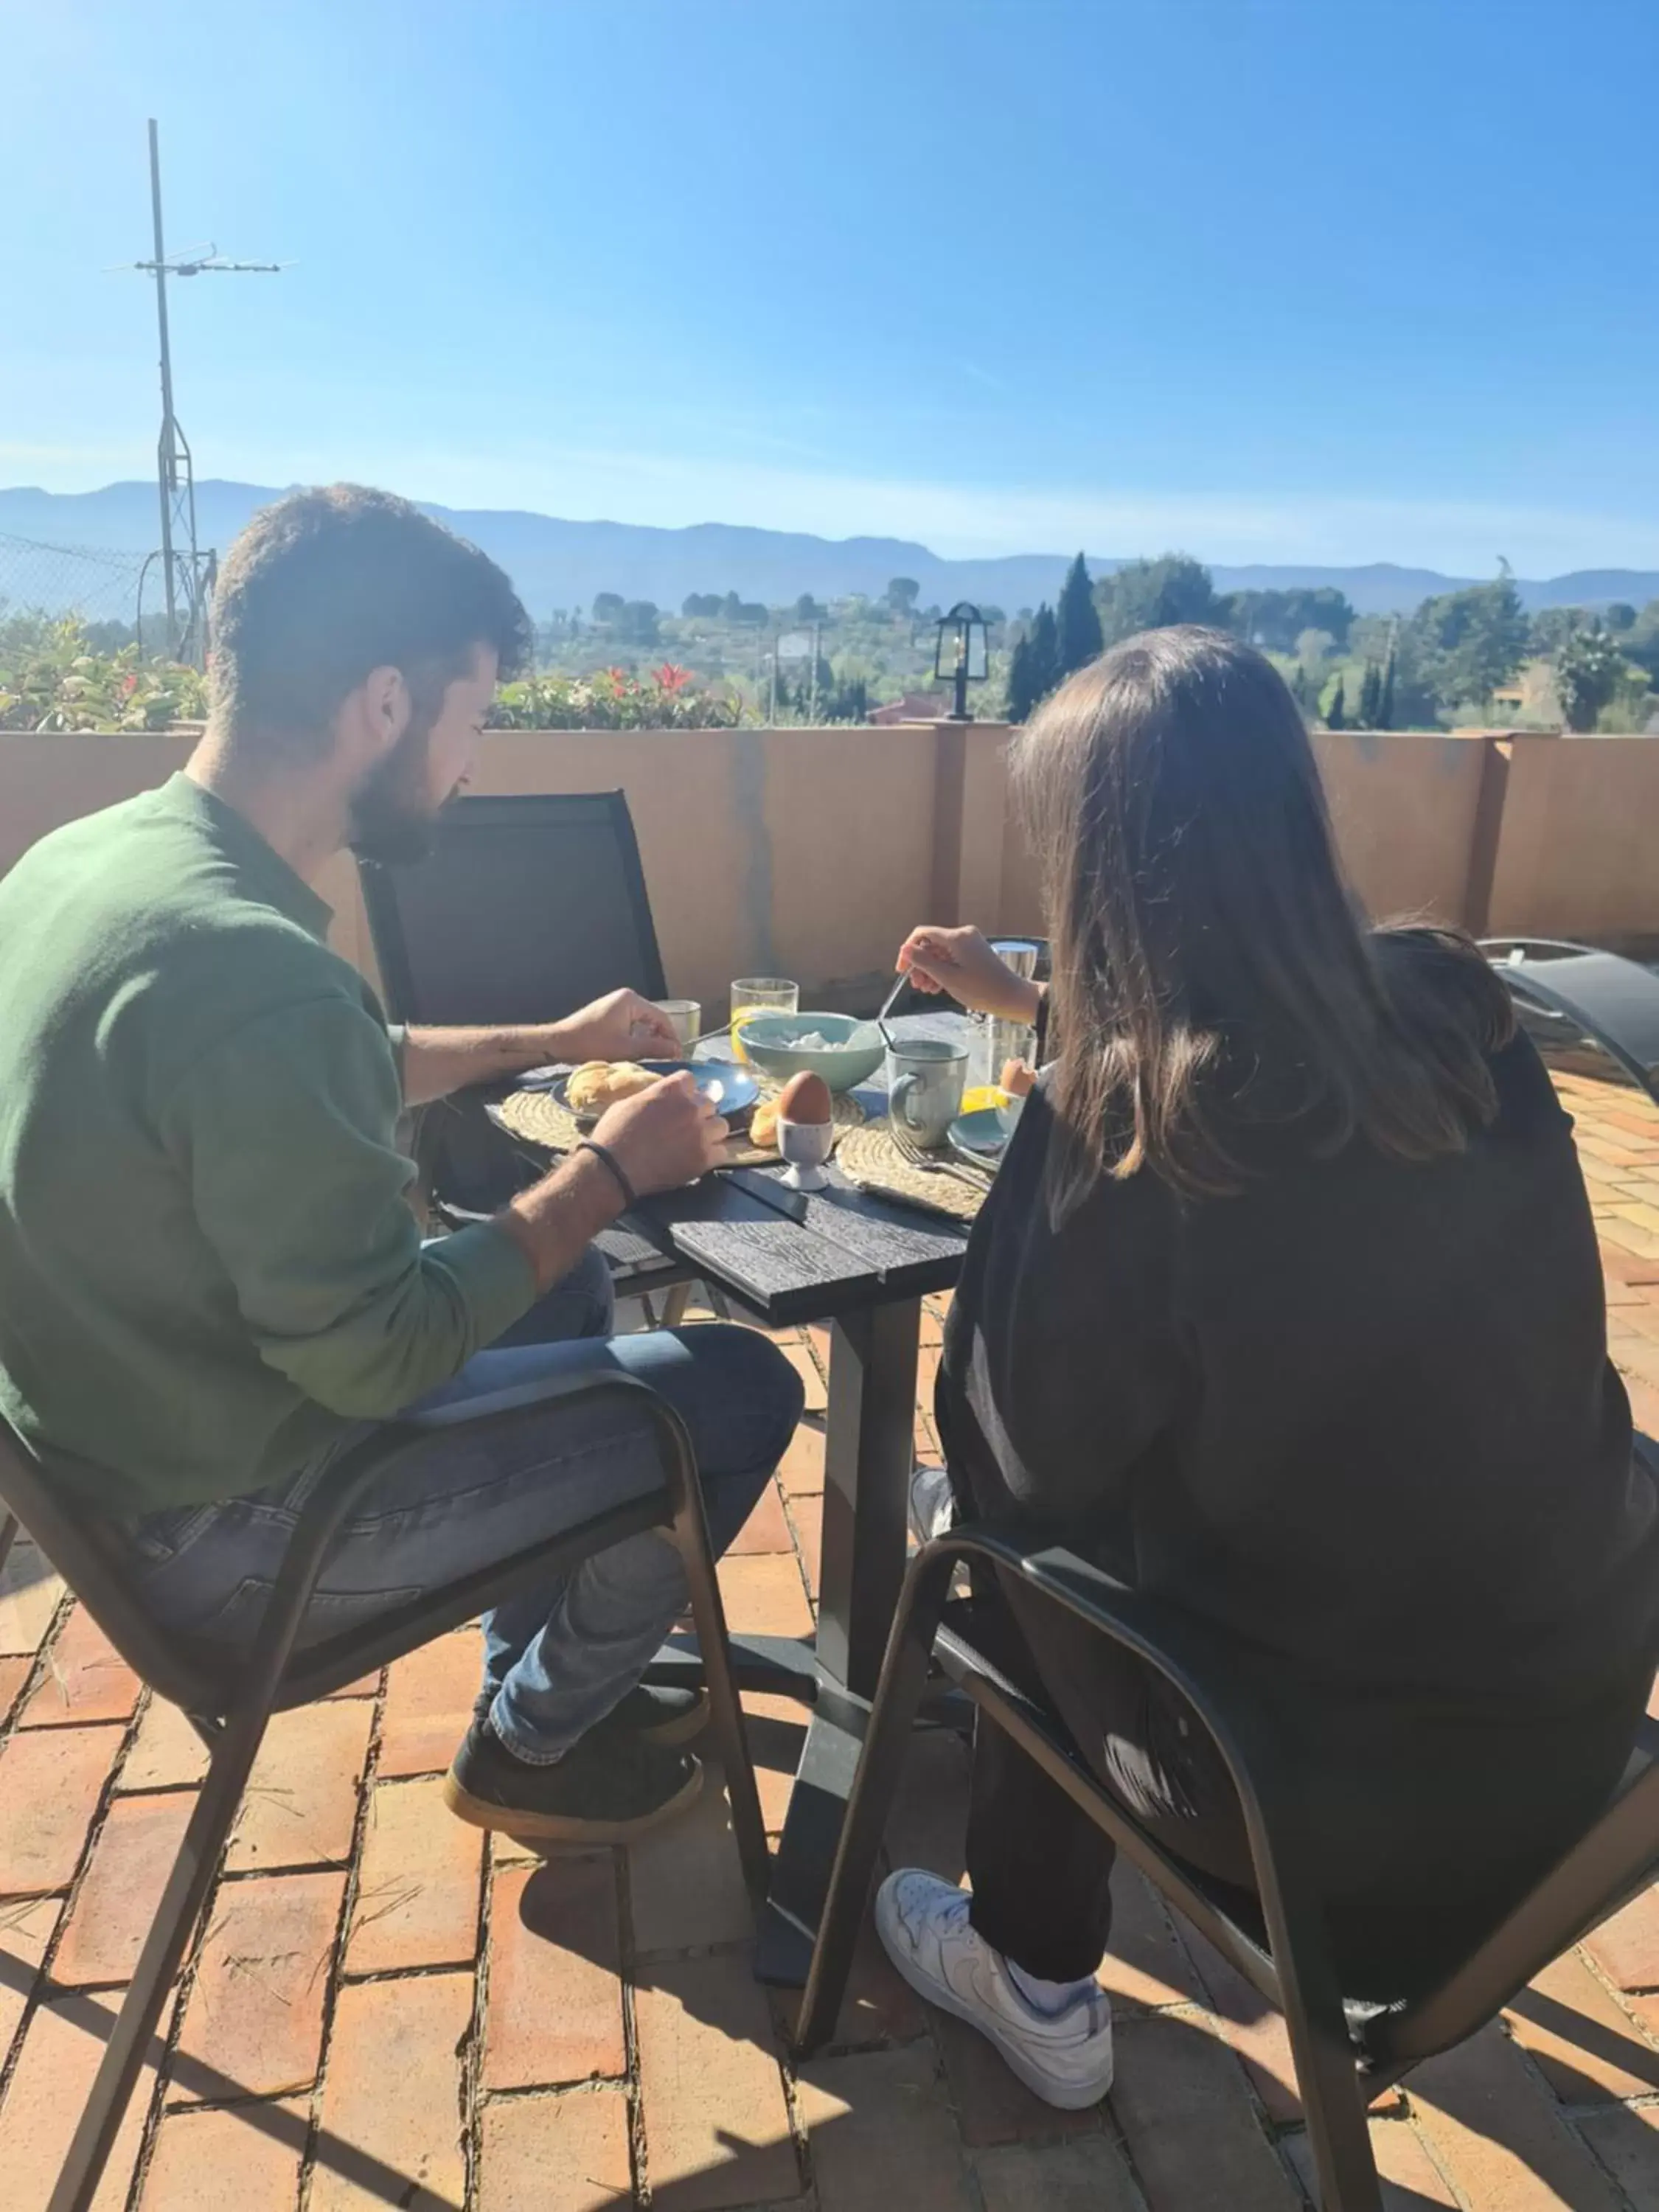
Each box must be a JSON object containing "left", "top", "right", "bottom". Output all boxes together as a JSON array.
[
  {"left": 487, "top": 664, "right": 740, "bottom": 730},
  {"left": 1, "top": 633, "right": 740, "bottom": 736},
  {"left": 0, "top": 622, "right": 206, "bottom": 732}
]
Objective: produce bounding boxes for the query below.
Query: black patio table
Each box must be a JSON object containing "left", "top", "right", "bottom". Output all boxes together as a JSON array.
[{"left": 497, "top": 1010, "right": 978, "bottom": 1984}]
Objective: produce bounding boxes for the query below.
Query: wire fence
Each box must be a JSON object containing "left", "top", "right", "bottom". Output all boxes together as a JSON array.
[{"left": 0, "top": 530, "right": 152, "bottom": 643}]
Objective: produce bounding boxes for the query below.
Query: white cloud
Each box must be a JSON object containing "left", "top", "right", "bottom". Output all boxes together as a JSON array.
[{"left": 0, "top": 441, "right": 148, "bottom": 477}]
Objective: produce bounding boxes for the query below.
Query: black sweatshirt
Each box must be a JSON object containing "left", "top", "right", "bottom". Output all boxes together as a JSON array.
[{"left": 939, "top": 1012, "right": 1659, "bottom": 1722}]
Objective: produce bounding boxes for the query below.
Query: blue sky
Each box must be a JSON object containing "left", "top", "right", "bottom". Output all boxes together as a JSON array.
[{"left": 5, "top": 0, "right": 1658, "bottom": 572}]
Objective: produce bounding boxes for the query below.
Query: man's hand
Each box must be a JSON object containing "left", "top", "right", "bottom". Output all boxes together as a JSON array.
[
  {"left": 496, "top": 1071, "right": 728, "bottom": 1293},
  {"left": 897, "top": 925, "right": 1043, "bottom": 1024},
  {"left": 557, "top": 989, "right": 681, "bottom": 1063},
  {"left": 400, "top": 987, "right": 681, "bottom": 1106},
  {"left": 591, "top": 1071, "right": 729, "bottom": 1195}
]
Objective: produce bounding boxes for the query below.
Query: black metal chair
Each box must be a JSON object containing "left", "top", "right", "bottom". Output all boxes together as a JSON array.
[
  {"left": 1484, "top": 938, "right": 1659, "bottom": 1106},
  {"left": 361, "top": 791, "right": 668, "bottom": 1032},
  {"left": 0, "top": 1371, "right": 768, "bottom": 2212},
  {"left": 796, "top": 1523, "right": 1659, "bottom": 2212},
  {"left": 360, "top": 789, "right": 703, "bottom": 1320}
]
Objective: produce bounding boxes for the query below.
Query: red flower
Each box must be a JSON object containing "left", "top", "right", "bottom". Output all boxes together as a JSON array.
[{"left": 654, "top": 663, "right": 692, "bottom": 694}]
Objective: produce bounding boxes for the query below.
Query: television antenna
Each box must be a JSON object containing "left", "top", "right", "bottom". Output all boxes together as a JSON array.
[{"left": 112, "top": 121, "right": 291, "bottom": 663}]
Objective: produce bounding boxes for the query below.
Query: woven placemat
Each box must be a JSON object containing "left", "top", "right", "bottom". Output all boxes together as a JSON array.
[
  {"left": 837, "top": 1120, "right": 990, "bottom": 1222},
  {"left": 497, "top": 1081, "right": 863, "bottom": 1171}
]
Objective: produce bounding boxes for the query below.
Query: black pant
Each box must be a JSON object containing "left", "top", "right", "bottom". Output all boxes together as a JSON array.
[
  {"left": 959, "top": 1551, "right": 1651, "bottom": 2000},
  {"left": 962, "top": 1572, "right": 1254, "bottom": 1983}
]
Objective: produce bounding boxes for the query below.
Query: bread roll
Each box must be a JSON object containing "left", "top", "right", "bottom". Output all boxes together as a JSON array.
[{"left": 566, "top": 1061, "right": 657, "bottom": 1113}]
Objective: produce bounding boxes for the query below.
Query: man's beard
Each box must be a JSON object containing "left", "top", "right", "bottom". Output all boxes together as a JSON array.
[{"left": 347, "top": 719, "right": 452, "bottom": 866}]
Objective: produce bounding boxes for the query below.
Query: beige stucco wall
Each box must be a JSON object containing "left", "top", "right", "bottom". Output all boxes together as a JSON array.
[
  {"left": 422, "top": 723, "right": 946, "bottom": 1013},
  {"left": 1486, "top": 737, "right": 1659, "bottom": 943},
  {"left": 1313, "top": 731, "right": 1492, "bottom": 926},
  {"left": 999, "top": 729, "right": 1498, "bottom": 937},
  {"left": 2, "top": 725, "right": 1655, "bottom": 1011},
  {"left": 0, "top": 727, "right": 953, "bottom": 1020},
  {"left": 0, "top": 732, "right": 375, "bottom": 977}
]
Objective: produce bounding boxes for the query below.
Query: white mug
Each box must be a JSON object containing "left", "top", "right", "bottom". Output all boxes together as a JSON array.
[{"left": 887, "top": 1036, "right": 969, "bottom": 1150}]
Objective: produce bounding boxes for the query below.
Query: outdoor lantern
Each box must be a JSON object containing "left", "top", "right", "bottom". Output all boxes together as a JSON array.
[{"left": 933, "top": 602, "right": 990, "bottom": 720}]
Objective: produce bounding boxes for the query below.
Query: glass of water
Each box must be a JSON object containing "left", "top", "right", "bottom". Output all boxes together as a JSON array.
[{"left": 653, "top": 999, "right": 702, "bottom": 1051}]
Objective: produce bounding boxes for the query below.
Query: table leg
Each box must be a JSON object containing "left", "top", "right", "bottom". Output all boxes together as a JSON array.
[{"left": 757, "top": 1298, "right": 920, "bottom": 1986}]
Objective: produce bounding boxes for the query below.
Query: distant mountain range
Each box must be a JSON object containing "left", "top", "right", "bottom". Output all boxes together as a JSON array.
[{"left": 4, "top": 480, "right": 1657, "bottom": 621}]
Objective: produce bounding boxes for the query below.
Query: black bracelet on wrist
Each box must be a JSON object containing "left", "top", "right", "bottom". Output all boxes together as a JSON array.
[{"left": 576, "top": 1138, "right": 637, "bottom": 1210}]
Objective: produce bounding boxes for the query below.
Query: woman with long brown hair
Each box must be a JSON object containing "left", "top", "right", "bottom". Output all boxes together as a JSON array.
[{"left": 880, "top": 626, "right": 1658, "bottom": 2110}]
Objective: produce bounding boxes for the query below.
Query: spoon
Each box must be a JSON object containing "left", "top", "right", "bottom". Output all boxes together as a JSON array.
[{"left": 874, "top": 972, "right": 908, "bottom": 1050}]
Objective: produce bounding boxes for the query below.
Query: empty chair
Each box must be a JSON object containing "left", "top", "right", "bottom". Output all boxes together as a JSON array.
[
  {"left": 361, "top": 789, "right": 699, "bottom": 1313},
  {"left": 360, "top": 790, "right": 667, "bottom": 1030},
  {"left": 1484, "top": 937, "right": 1659, "bottom": 1105}
]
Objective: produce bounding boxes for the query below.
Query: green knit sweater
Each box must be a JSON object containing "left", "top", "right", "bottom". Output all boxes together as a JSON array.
[{"left": 0, "top": 774, "right": 534, "bottom": 1514}]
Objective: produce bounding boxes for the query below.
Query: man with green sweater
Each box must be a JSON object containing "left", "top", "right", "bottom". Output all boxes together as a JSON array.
[{"left": 0, "top": 486, "right": 801, "bottom": 1841}]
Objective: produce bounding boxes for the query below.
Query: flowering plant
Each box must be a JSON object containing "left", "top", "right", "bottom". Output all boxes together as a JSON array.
[
  {"left": 0, "top": 622, "right": 206, "bottom": 731},
  {"left": 487, "top": 666, "right": 740, "bottom": 730}
]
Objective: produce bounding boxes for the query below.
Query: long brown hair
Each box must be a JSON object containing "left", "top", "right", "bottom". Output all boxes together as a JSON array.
[{"left": 1012, "top": 625, "right": 1514, "bottom": 1217}]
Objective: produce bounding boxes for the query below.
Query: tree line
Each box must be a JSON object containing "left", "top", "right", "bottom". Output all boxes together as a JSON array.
[
  {"left": 1004, "top": 554, "right": 1379, "bottom": 721},
  {"left": 564, "top": 577, "right": 960, "bottom": 655},
  {"left": 1004, "top": 553, "right": 1659, "bottom": 733}
]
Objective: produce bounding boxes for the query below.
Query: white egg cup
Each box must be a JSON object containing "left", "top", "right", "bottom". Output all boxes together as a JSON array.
[{"left": 777, "top": 1115, "right": 834, "bottom": 1192}]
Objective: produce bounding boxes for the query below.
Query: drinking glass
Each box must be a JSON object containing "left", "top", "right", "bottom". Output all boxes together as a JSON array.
[
  {"left": 991, "top": 939, "right": 1042, "bottom": 984},
  {"left": 729, "top": 978, "right": 798, "bottom": 1065},
  {"left": 653, "top": 999, "right": 701, "bottom": 1051},
  {"left": 990, "top": 1018, "right": 1037, "bottom": 1136},
  {"left": 989, "top": 1016, "right": 1037, "bottom": 1081}
]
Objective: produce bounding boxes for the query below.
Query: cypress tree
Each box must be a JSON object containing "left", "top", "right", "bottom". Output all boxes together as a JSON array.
[
  {"left": 1006, "top": 634, "right": 1037, "bottom": 723},
  {"left": 1055, "top": 552, "right": 1104, "bottom": 678},
  {"left": 1326, "top": 676, "right": 1346, "bottom": 730},
  {"left": 1029, "top": 604, "right": 1060, "bottom": 703},
  {"left": 1358, "top": 661, "right": 1381, "bottom": 726},
  {"left": 1377, "top": 645, "right": 1397, "bottom": 730}
]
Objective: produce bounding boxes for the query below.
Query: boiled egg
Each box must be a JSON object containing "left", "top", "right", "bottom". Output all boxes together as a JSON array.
[{"left": 779, "top": 1069, "right": 833, "bottom": 1126}]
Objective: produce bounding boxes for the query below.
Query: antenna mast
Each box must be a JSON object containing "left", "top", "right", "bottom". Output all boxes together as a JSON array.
[{"left": 128, "top": 121, "right": 286, "bottom": 664}]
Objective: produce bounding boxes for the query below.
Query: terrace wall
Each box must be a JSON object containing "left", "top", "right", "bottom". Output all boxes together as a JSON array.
[
  {"left": 1484, "top": 736, "right": 1659, "bottom": 947},
  {"left": 1, "top": 724, "right": 1657, "bottom": 1015},
  {"left": 999, "top": 728, "right": 1501, "bottom": 937},
  {"left": 0, "top": 726, "right": 953, "bottom": 1014}
]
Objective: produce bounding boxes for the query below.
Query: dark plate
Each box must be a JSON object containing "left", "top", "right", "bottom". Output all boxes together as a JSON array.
[{"left": 553, "top": 1059, "right": 759, "bottom": 1130}]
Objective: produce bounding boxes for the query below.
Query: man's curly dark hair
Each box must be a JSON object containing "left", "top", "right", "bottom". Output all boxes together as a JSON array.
[{"left": 209, "top": 484, "right": 531, "bottom": 753}]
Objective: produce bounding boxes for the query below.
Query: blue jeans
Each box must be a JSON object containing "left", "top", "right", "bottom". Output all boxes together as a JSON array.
[{"left": 116, "top": 1247, "right": 804, "bottom": 1761}]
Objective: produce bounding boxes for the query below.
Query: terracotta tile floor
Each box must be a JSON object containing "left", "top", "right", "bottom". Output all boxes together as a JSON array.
[{"left": 4, "top": 1065, "right": 1659, "bottom": 2208}]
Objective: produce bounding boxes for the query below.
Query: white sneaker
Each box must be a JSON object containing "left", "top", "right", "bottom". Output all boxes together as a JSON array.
[
  {"left": 874, "top": 1868, "right": 1114, "bottom": 2108},
  {"left": 908, "top": 1464, "right": 956, "bottom": 1546}
]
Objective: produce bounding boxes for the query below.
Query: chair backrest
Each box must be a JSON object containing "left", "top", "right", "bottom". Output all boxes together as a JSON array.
[
  {"left": 1482, "top": 938, "right": 1659, "bottom": 1102},
  {"left": 0, "top": 1416, "right": 226, "bottom": 1716},
  {"left": 360, "top": 790, "right": 667, "bottom": 1028}
]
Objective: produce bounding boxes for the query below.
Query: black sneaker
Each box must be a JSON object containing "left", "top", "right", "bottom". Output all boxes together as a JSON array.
[
  {"left": 443, "top": 1718, "right": 702, "bottom": 1844},
  {"left": 471, "top": 1681, "right": 709, "bottom": 1747}
]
